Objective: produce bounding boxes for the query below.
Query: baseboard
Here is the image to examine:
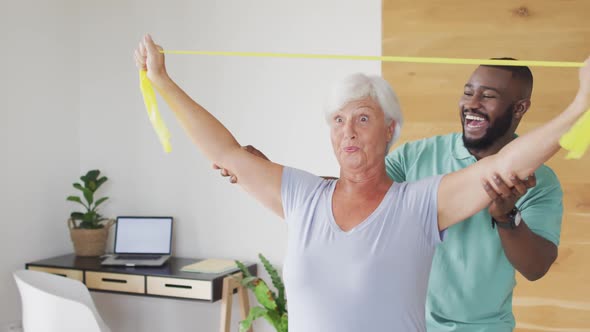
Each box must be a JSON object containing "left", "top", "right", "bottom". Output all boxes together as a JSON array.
[{"left": 0, "top": 320, "right": 22, "bottom": 332}]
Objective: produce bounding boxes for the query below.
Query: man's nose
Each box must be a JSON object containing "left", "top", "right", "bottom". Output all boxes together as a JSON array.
[{"left": 462, "top": 95, "right": 482, "bottom": 110}]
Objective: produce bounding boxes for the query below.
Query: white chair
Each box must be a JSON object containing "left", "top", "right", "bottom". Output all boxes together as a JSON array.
[{"left": 13, "top": 269, "right": 111, "bottom": 332}]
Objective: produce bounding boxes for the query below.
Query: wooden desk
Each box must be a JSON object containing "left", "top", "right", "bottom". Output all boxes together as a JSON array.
[{"left": 26, "top": 254, "right": 257, "bottom": 332}]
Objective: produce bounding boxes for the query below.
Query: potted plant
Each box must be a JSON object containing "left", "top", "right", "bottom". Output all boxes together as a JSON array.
[
  {"left": 66, "top": 169, "right": 114, "bottom": 256},
  {"left": 235, "top": 254, "right": 288, "bottom": 332}
]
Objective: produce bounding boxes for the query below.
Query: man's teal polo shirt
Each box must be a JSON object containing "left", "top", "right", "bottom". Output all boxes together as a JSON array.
[{"left": 386, "top": 133, "right": 563, "bottom": 332}]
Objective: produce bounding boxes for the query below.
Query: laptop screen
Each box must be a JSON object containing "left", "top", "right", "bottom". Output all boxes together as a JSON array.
[{"left": 114, "top": 216, "right": 173, "bottom": 254}]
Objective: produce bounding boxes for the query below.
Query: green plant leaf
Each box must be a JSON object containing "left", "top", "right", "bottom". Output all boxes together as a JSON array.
[
  {"left": 263, "top": 310, "right": 284, "bottom": 331},
  {"left": 235, "top": 260, "right": 253, "bottom": 278},
  {"left": 240, "top": 276, "right": 259, "bottom": 289},
  {"left": 88, "top": 180, "right": 97, "bottom": 192},
  {"left": 279, "top": 313, "right": 288, "bottom": 332},
  {"left": 237, "top": 256, "right": 288, "bottom": 331},
  {"left": 86, "top": 170, "right": 100, "bottom": 182},
  {"left": 73, "top": 183, "right": 84, "bottom": 191},
  {"left": 82, "top": 187, "right": 93, "bottom": 206},
  {"left": 79, "top": 220, "right": 103, "bottom": 229},
  {"left": 67, "top": 196, "right": 82, "bottom": 204},
  {"left": 94, "top": 197, "right": 109, "bottom": 209},
  {"left": 239, "top": 306, "right": 267, "bottom": 332},
  {"left": 82, "top": 211, "right": 99, "bottom": 226},
  {"left": 80, "top": 169, "right": 99, "bottom": 190},
  {"left": 70, "top": 212, "right": 84, "bottom": 220},
  {"left": 251, "top": 278, "right": 278, "bottom": 311},
  {"left": 259, "top": 253, "right": 286, "bottom": 314},
  {"left": 95, "top": 176, "right": 108, "bottom": 191},
  {"left": 81, "top": 213, "right": 91, "bottom": 223}
]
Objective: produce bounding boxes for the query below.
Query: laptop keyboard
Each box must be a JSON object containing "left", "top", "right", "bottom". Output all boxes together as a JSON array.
[{"left": 115, "top": 254, "right": 162, "bottom": 260}]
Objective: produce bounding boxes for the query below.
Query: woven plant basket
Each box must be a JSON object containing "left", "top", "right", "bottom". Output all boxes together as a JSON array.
[{"left": 68, "top": 219, "right": 115, "bottom": 257}]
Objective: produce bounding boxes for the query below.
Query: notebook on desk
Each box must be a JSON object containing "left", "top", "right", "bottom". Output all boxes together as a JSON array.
[
  {"left": 101, "top": 216, "right": 173, "bottom": 267},
  {"left": 181, "top": 258, "right": 238, "bottom": 274}
]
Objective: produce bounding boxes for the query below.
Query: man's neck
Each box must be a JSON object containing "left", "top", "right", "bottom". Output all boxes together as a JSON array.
[{"left": 467, "top": 134, "right": 517, "bottom": 160}]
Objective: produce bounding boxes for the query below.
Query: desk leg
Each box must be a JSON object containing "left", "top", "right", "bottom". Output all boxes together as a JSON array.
[
  {"left": 237, "top": 284, "right": 250, "bottom": 323},
  {"left": 220, "top": 273, "right": 253, "bottom": 332}
]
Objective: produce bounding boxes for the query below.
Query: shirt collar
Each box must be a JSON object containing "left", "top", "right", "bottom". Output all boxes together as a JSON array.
[
  {"left": 452, "top": 133, "right": 519, "bottom": 160},
  {"left": 452, "top": 133, "right": 473, "bottom": 160}
]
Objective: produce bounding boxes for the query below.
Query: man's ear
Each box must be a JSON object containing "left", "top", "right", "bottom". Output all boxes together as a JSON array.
[{"left": 514, "top": 99, "right": 531, "bottom": 120}]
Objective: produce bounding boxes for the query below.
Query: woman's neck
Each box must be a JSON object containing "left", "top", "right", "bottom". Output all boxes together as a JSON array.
[{"left": 337, "top": 163, "right": 393, "bottom": 195}]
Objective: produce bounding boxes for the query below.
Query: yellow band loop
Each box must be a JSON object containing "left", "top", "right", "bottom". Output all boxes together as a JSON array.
[
  {"left": 559, "top": 110, "right": 590, "bottom": 159},
  {"left": 139, "top": 70, "right": 172, "bottom": 153}
]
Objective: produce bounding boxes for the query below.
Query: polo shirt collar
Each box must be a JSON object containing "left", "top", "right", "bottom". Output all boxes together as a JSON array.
[
  {"left": 452, "top": 133, "right": 473, "bottom": 160},
  {"left": 452, "top": 133, "right": 520, "bottom": 160}
]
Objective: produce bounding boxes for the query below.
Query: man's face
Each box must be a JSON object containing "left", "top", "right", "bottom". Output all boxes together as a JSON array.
[{"left": 459, "top": 66, "right": 519, "bottom": 150}]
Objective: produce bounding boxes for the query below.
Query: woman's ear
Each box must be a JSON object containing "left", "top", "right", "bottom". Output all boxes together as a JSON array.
[{"left": 387, "top": 120, "right": 396, "bottom": 141}]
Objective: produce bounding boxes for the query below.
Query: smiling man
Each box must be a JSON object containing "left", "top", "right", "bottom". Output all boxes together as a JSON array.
[{"left": 386, "top": 59, "right": 563, "bottom": 331}]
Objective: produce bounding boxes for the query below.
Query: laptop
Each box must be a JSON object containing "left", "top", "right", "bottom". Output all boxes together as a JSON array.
[{"left": 101, "top": 216, "right": 173, "bottom": 267}]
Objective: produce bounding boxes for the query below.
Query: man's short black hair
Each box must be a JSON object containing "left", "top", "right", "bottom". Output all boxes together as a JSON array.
[{"left": 482, "top": 57, "right": 533, "bottom": 99}]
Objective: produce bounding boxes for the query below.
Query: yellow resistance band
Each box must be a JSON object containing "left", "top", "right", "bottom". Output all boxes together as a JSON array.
[
  {"left": 140, "top": 70, "right": 171, "bottom": 153},
  {"left": 140, "top": 51, "right": 589, "bottom": 158},
  {"left": 559, "top": 110, "right": 590, "bottom": 159},
  {"left": 161, "top": 51, "right": 585, "bottom": 68}
]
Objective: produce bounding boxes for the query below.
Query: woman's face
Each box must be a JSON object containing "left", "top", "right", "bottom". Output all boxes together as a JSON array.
[{"left": 329, "top": 97, "right": 395, "bottom": 172}]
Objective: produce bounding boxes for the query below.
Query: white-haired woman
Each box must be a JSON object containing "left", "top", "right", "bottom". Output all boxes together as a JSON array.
[{"left": 134, "top": 35, "right": 590, "bottom": 331}]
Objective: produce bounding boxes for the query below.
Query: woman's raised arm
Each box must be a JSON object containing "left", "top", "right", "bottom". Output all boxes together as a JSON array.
[{"left": 135, "top": 34, "right": 284, "bottom": 217}]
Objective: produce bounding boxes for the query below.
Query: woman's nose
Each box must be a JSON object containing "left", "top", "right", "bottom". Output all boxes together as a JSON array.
[{"left": 344, "top": 122, "right": 357, "bottom": 139}]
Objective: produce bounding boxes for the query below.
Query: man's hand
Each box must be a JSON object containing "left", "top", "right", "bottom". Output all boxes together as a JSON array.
[
  {"left": 212, "top": 145, "right": 270, "bottom": 183},
  {"left": 483, "top": 173, "right": 536, "bottom": 221}
]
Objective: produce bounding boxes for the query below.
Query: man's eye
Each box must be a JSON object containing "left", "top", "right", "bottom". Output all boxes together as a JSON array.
[
  {"left": 483, "top": 95, "right": 496, "bottom": 99},
  {"left": 463, "top": 91, "right": 473, "bottom": 96},
  {"left": 360, "top": 116, "right": 369, "bottom": 122},
  {"left": 334, "top": 117, "right": 343, "bottom": 123}
]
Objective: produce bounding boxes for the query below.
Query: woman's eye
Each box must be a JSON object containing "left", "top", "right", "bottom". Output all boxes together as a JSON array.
[{"left": 334, "top": 117, "right": 343, "bottom": 123}]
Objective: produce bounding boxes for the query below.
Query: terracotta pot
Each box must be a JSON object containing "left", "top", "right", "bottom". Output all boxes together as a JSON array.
[{"left": 68, "top": 219, "right": 114, "bottom": 257}]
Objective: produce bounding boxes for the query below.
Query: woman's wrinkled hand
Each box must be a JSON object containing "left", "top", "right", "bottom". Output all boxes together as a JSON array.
[{"left": 134, "top": 34, "right": 168, "bottom": 86}]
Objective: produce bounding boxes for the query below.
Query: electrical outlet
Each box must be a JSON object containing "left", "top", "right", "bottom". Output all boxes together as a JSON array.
[{"left": 1, "top": 320, "right": 22, "bottom": 332}]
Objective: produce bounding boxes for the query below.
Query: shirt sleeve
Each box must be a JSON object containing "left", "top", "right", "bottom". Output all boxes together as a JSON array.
[
  {"left": 281, "top": 167, "right": 324, "bottom": 221},
  {"left": 517, "top": 166, "right": 563, "bottom": 246},
  {"left": 400, "top": 175, "right": 444, "bottom": 247},
  {"left": 385, "top": 144, "right": 407, "bottom": 183}
]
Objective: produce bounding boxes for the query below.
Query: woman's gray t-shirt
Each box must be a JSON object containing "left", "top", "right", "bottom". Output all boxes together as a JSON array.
[{"left": 281, "top": 167, "right": 443, "bottom": 332}]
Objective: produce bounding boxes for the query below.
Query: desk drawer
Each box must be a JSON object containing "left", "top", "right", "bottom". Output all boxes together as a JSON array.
[
  {"left": 86, "top": 272, "right": 145, "bottom": 294},
  {"left": 28, "top": 266, "right": 83, "bottom": 282},
  {"left": 147, "top": 276, "right": 212, "bottom": 300}
]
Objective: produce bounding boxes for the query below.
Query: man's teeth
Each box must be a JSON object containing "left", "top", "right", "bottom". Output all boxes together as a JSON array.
[{"left": 465, "top": 114, "right": 486, "bottom": 121}]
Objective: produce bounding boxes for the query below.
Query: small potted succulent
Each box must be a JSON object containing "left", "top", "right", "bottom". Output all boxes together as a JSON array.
[
  {"left": 236, "top": 254, "right": 288, "bottom": 332},
  {"left": 66, "top": 169, "right": 114, "bottom": 256}
]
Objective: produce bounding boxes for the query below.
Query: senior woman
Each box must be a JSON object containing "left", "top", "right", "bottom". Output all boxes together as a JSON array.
[{"left": 134, "top": 34, "right": 590, "bottom": 331}]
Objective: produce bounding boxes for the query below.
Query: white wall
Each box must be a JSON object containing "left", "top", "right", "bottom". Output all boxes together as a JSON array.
[
  {"left": 0, "top": 0, "right": 80, "bottom": 330},
  {"left": 3, "top": 0, "right": 381, "bottom": 331}
]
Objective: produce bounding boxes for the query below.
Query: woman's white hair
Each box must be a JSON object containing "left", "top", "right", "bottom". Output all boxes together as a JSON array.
[{"left": 324, "top": 73, "right": 403, "bottom": 151}]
